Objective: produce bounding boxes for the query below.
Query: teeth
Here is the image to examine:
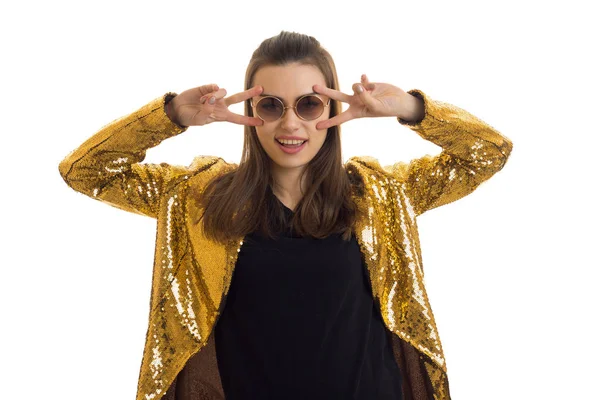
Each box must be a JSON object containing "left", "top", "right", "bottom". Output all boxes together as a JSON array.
[{"left": 277, "top": 139, "right": 306, "bottom": 145}]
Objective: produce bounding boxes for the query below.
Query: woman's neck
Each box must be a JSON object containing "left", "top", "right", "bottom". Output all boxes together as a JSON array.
[{"left": 270, "top": 169, "right": 307, "bottom": 212}]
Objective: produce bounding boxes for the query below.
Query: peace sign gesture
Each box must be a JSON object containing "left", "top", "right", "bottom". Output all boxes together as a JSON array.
[
  {"left": 313, "top": 74, "right": 423, "bottom": 130},
  {"left": 166, "top": 84, "right": 265, "bottom": 127}
]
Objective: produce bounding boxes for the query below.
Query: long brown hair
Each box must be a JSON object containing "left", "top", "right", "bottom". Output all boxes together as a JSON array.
[{"left": 195, "top": 31, "right": 361, "bottom": 243}]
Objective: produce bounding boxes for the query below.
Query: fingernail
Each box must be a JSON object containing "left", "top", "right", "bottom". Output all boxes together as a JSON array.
[
  {"left": 356, "top": 85, "right": 364, "bottom": 93},
  {"left": 209, "top": 97, "right": 215, "bottom": 104}
]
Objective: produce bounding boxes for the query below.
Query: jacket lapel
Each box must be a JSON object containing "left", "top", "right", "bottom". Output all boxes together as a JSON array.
[{"left": 184, "top": 162, "right": 245, "bottom": 338}]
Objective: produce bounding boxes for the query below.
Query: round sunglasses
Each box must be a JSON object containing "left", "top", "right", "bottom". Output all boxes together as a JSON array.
[{"left": 250, "top": 94, "right": 330, "bottom": 122}]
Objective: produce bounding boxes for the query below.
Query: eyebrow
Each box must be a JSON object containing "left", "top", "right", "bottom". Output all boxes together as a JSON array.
[{"left": 258, "top": 92, "right": 319, "bottom": 102}]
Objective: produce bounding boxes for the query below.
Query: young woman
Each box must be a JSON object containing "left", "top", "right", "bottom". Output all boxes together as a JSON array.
[{"left": 59, "top": 31, "right": 513, "bottom": 400}]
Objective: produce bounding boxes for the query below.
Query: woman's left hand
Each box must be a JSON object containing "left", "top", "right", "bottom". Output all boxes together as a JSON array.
[{"left": 313, "top": 74, "right": 424, "bottom": 130}]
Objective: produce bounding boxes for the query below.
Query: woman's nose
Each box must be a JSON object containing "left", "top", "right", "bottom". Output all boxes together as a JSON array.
[{"left": 279, "top": 107, "right": 301, "bottom": 130}]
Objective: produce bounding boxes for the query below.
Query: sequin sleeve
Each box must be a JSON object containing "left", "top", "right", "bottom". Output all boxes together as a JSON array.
[
  {"left": 58, "top": 93, "right": 190, "bottom": 218},
  {"left": 383, "top": 89, "right": 513, "bottom": 216}
]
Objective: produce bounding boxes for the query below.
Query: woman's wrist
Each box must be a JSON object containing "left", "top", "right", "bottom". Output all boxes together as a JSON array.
[{"left": 398, "top": 93, "right": 425, "bottom": 122}]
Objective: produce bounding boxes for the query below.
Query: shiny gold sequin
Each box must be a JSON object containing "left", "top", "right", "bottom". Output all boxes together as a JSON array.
[{"left": 59, "top": 89, "right": 513, "bottom": 400}]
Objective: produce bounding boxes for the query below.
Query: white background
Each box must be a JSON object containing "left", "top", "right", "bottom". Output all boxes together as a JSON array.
[{"left": 2, "top": 0, "right": 598, "bottom": 399}]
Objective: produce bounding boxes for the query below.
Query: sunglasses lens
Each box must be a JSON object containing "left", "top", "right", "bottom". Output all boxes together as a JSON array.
[
  {"left": 256, "top": 97, "right": 283, "bottom": 121},
  {"left": 297, "top": 95, "right": 324, "bottom": 120}
]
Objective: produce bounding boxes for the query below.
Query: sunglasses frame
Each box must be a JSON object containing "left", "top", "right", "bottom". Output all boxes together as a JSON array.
[{"left": 250, "top": 94, "right": 331, "bottom": 122}]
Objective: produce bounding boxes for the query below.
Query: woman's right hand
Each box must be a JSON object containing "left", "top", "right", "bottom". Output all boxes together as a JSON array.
[{"left": 165, "top": 84, "right": 264, "bottom": 128}]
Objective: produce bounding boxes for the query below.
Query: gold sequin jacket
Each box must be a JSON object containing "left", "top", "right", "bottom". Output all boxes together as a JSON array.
[{"left": 59, "top": 89, "right": 512, "bottom": 400}]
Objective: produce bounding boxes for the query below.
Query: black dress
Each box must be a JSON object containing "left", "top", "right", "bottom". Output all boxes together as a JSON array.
[{"left": 214, "top": 190, "right": 403, "bottom": 400}]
